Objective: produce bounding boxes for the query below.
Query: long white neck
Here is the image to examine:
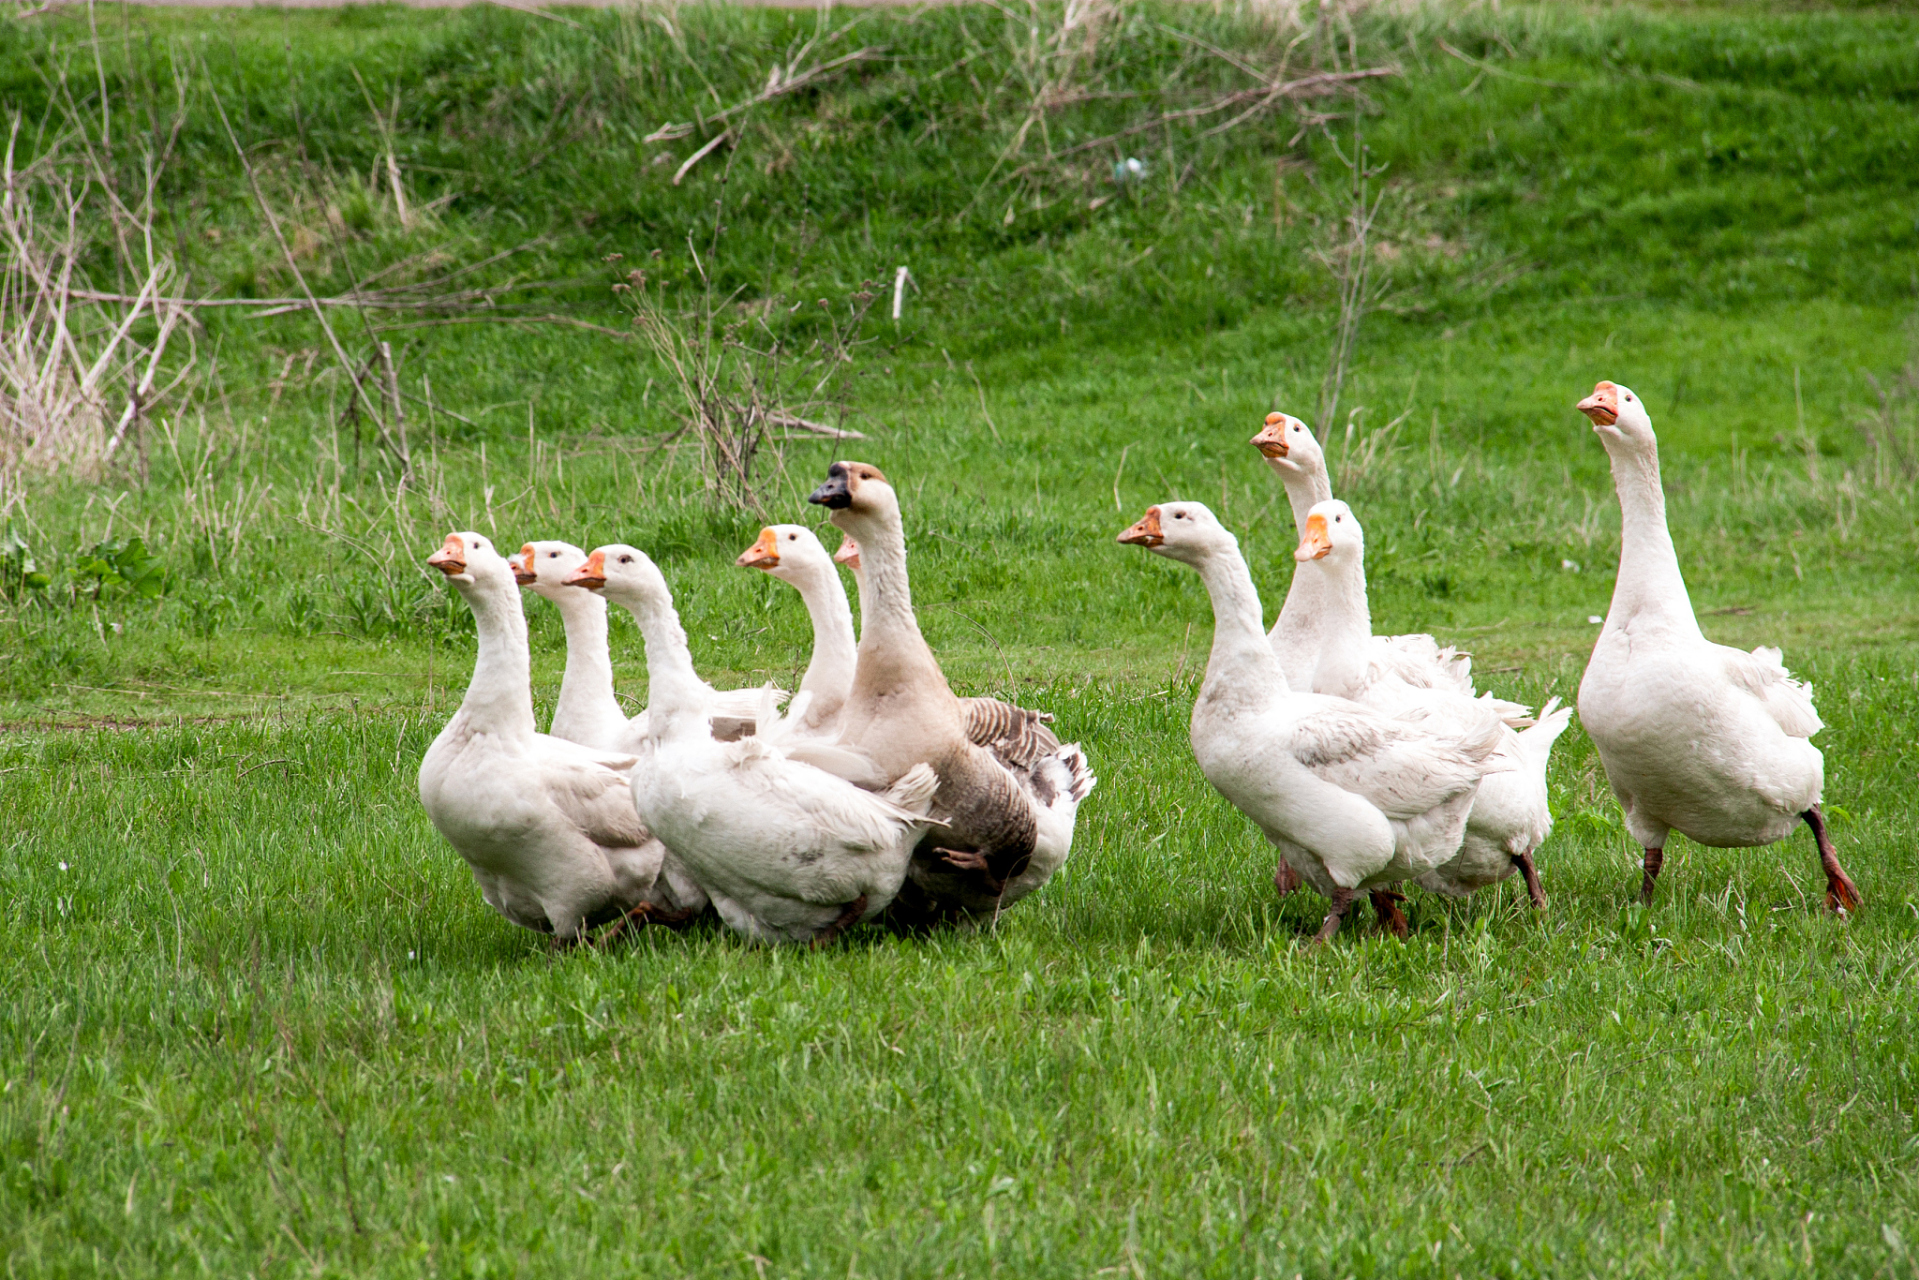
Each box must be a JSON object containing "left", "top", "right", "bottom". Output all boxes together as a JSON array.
[
  {"left": 785, "top": 560, "right": 857, "bottom": 730},
  {"left": 1266, "top": 462, "right": 1335, "bottom": 679},
  {"left": 451, "top": 578, "right": 537, "bottom": 739},
  {"left": 540, "top": 587, "right": 627, "bottom": 744},
  {"left": 1268, "top": 459, "right": 1333, "bottom": 536},
  {"left": 1602, "top": 437, "right": 1701, "bottom": 637},
  {"left": 1191, "top": 541, "right": 1292, "bottom": 722},
  {"left": 1305, "top": 551, "right": 1373, "bottom": 698},
  {"left": 605, "top": 583, "right": 710, "bottom": 731}
]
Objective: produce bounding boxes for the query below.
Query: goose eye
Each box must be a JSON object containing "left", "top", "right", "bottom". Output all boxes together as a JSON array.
[
  {"left": 619, "top": 555, "right": 632, "bottom": 564},
  {"left": 548, "top": 551, "right": 559, "bottom": 559}
]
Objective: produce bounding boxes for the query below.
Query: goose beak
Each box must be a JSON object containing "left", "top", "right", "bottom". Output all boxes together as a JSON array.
[
  {"left": 426, "top": 534, "right": 467, "bottom": 577},
  {"left": 1295, "top": 512, "right": 1333, "bottom": 562},
  {"left": 511, "top": 544, "right": 538, "bottom": 586},
  {"left": 1117, "top": 507, "right": 1164, "bottom": 548},
  {"left": 808, "top": 464, "right": 853, "bottom": 510},
  {"left": 832, "top": 533, "right": 861, "bottom": 571},
  {"left": 1251, "top": 412, "right": 1290, "bottom": 459},
  {"left": 1577, "top": 381, "right": 1620, "bottom": 427},
  {"left": 563, "top": 550, "right": 607, "bottom": 591},
  {"left": 736, "top": 528, "right": 781, "bottom": 570}
]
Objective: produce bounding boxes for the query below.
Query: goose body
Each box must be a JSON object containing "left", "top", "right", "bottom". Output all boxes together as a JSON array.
[
  {"left": 572, "top": 545, "right": 937, "bottom": 944},
  {"left": 1119, "top": 501, "right": 1501, "bottom": 942},
  {"left": 417, "top": 532, "right": 689, "bottom": 941},
  {"left": 809, "top": 462, "right": 1094, "bottom": 923},
  {"left": 1572, "top": 382, "right": 1858, "bottom": 910},
  {"left": 1296, "top": 499, "right": 1573, "bottom": 906}
]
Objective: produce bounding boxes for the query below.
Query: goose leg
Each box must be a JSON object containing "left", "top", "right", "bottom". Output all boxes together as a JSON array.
[
  {"left": 1369, "top": 888, "right": 1411, "bottom": 939},
  {"left": 1273, "top": 862, "right": 1303, "bottom": 897},
  {"left": 1309, "top": 886, "right": 1356, "bottom": 947},
  {"left": 1513, "top": 852, "right": 1547, "bottom": 911},
  {"left": 813, "top": 895, "right": 869, "bottom": 949},
  {"left": 595, "top": 901, "right": 701, "bottom": 948},
  {"left": 1801, "top": 807, "right": 1862, "bottom": 914},
  {"left": 1639, "top": 847, "right": 1664, "bottom": 905},
  {"left": 936, "top": 847, "right": 1006, "bottom": 896}
]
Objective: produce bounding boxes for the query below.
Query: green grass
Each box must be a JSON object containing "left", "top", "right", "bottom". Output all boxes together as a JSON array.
[{"left": 3, "top": 1, "right": 1919, "bottom": 1275}]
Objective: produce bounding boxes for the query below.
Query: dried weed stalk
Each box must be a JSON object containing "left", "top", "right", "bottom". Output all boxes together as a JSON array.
[
  {"left": 0, "top": 70, "right": 197, "bottom": 496},
  {"left": 620, "top": 252, "right": 875, "bottom": 516}
]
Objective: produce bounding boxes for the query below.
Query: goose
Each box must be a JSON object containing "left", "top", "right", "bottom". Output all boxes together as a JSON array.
[
  {"left": 1118, "top": 501, "right": 1503, "bottom": 942},
  {"left": 511, "top": 541, "right": 775, "bottom": 749},
  {"left": 736, "top": 525, "right": 858, "bottom": 737},
  {"left": 828, "top": 529, "right": 1074, "bottom": 770},
  {"left": 566, "top": 545, "right": 940, "bottom": 944},
  {"left": 808, "top": 461, "right": 1094, "bottom": 924},
  {"left": 1251, "top": 413, "right": 1480, "bottom": 702},
  {"left": 417, "top": 532, "right": 701, "bottom": 942},
  {"left": 1574, "top": 381, "right": 1859, "bottom": 911},
  {"left": 1296, "top": 499, "right": 1573, "bottom": 907}
]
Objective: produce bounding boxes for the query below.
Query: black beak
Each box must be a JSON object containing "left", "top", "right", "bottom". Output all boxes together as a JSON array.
[{"left": 808, "top": 469, "right": 852, "bottom": 509}]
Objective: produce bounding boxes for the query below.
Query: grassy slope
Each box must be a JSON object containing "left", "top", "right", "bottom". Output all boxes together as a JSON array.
[{"left": 3, "top": 3, "right": 1918, "bottom": 1276}]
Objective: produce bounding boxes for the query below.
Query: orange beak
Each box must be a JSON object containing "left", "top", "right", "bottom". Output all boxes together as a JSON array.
[
  {"left": 512, "top": 544, "right": 538, "bottom": 586},
  {"left": 1576, "top": 381, "right": 1620, "bottom": 427},
  {"left": 563, "top": 549, "right": 607, "bottom": 590},
  {"left": 1117, "top": 507, "right": 1164, "bottom": 548},
  {"left": 1295, "top": 512, "right": 1333, "bottom": 562},
  {"left": 1251, "top": 411, "right": 1289, "bottom": 459},
  {"left": 736, "top": 528, "right": 780, "bottom": 570},
  {"left": 833, "top": 533, "right": 861, "bottom": 571},
  {"left": 426, "top": 534, "right": 466, "bottom": 576}
]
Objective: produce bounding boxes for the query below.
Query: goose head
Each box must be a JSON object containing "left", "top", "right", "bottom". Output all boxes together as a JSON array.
[
  {"left": 807, "top": 461, "right": 897, "bottom": 538},
  {"left": 1117, "top": 501, "right": 1237, "bottom": 566},
  {"left": 1295, "top": 499, "right": 1363, "bottom": 567},
  {"left": 426, "top": 532, "right": 508, "bottom": 591},
  {"left": 1250, "top": 412, "right": 1326, "bottom": 481},
  {"left": 1576, "top": 381, "right": 1656, "bottom": 453},
  {"left": 832, "top": 532, "right": 862, "bottom": 576},
  {"left": 563, "top": 544, "right": 671, "bottom": 612},
  {"left": 510, "top": 540, "right": 595, "bottom": 603},
  {"left": 736, "top": 524, "right": 834, "bottom": 587}
]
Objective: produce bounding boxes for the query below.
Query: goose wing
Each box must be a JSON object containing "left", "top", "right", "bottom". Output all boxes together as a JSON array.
[
  {"left": 1718, "top": 644, "right": 1823, "bottom": 739},
  {"left": 1288, "top": 701, "right": 1494, "bottom": 819},
  {"left": 533, "top": 734, "right": 649, "bottom": 848}
]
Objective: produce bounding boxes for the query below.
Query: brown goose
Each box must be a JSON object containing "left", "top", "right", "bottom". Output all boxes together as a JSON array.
[{"left": 808, "top": 461, "right": 1093, "bottom": 925}]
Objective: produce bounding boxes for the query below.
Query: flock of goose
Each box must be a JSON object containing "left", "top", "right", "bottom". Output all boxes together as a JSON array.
[{"left": 415, "top": 379, "right": 1861, "bottom": 949}]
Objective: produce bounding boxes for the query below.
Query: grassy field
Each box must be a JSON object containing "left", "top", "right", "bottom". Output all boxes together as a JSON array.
[{"left": 3, "top": 1, "right": 1918, "bottom": 1275}]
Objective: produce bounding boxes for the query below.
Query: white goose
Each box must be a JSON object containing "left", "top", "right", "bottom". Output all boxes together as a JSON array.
[
  {"left": 1251, "top": 413, "right": 1480, "bottom": 701},
  {"left": 1574, "top": 381, "right": 1859, "bottom": 911},
  {"left": 808, "top": 461, "right": 1094, "bottom": 924},
  {"left": 417, "top": 532, "right": 698, "bottom": 942},
  {"left": 1296, "top": 499, "right": 1573, "bottom": 907},
  {"left": 735, "top": 525, "right": 858, "bottom": 737},
  {"left": 567, "top": 544, "right": 939, "bottom": 945},
  {"left": 1118, "top": 502, "right": 1503, "bottom": 942}
]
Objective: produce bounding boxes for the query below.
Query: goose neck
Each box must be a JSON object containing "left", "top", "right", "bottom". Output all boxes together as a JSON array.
[
  {"left": 454, "top": 580, "right": 538, "bottom": 737},
  {"left": 547, "top": 589, "right": 620, "bottom": 727},
  {"left": 848, "top": 510, "right": 922, "bottom": 649},
  {"left": 1193, "top": 543, "right": 1291, "bottom": 708},
  {"left": 607, "top": 586, "right": 709, "bottom": 728},
  {"left": 1604, "top": 438, "right": 1701, "bottom": 634},
  {"left": 789, "top": 560, "right": 858, "bottom": 718},
  {"left": 1269, "top": 460, "right": 1333, "bottom": 536},
  {"left": 1307, "top": 552, "right": 1372, "bottom": 697}
]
